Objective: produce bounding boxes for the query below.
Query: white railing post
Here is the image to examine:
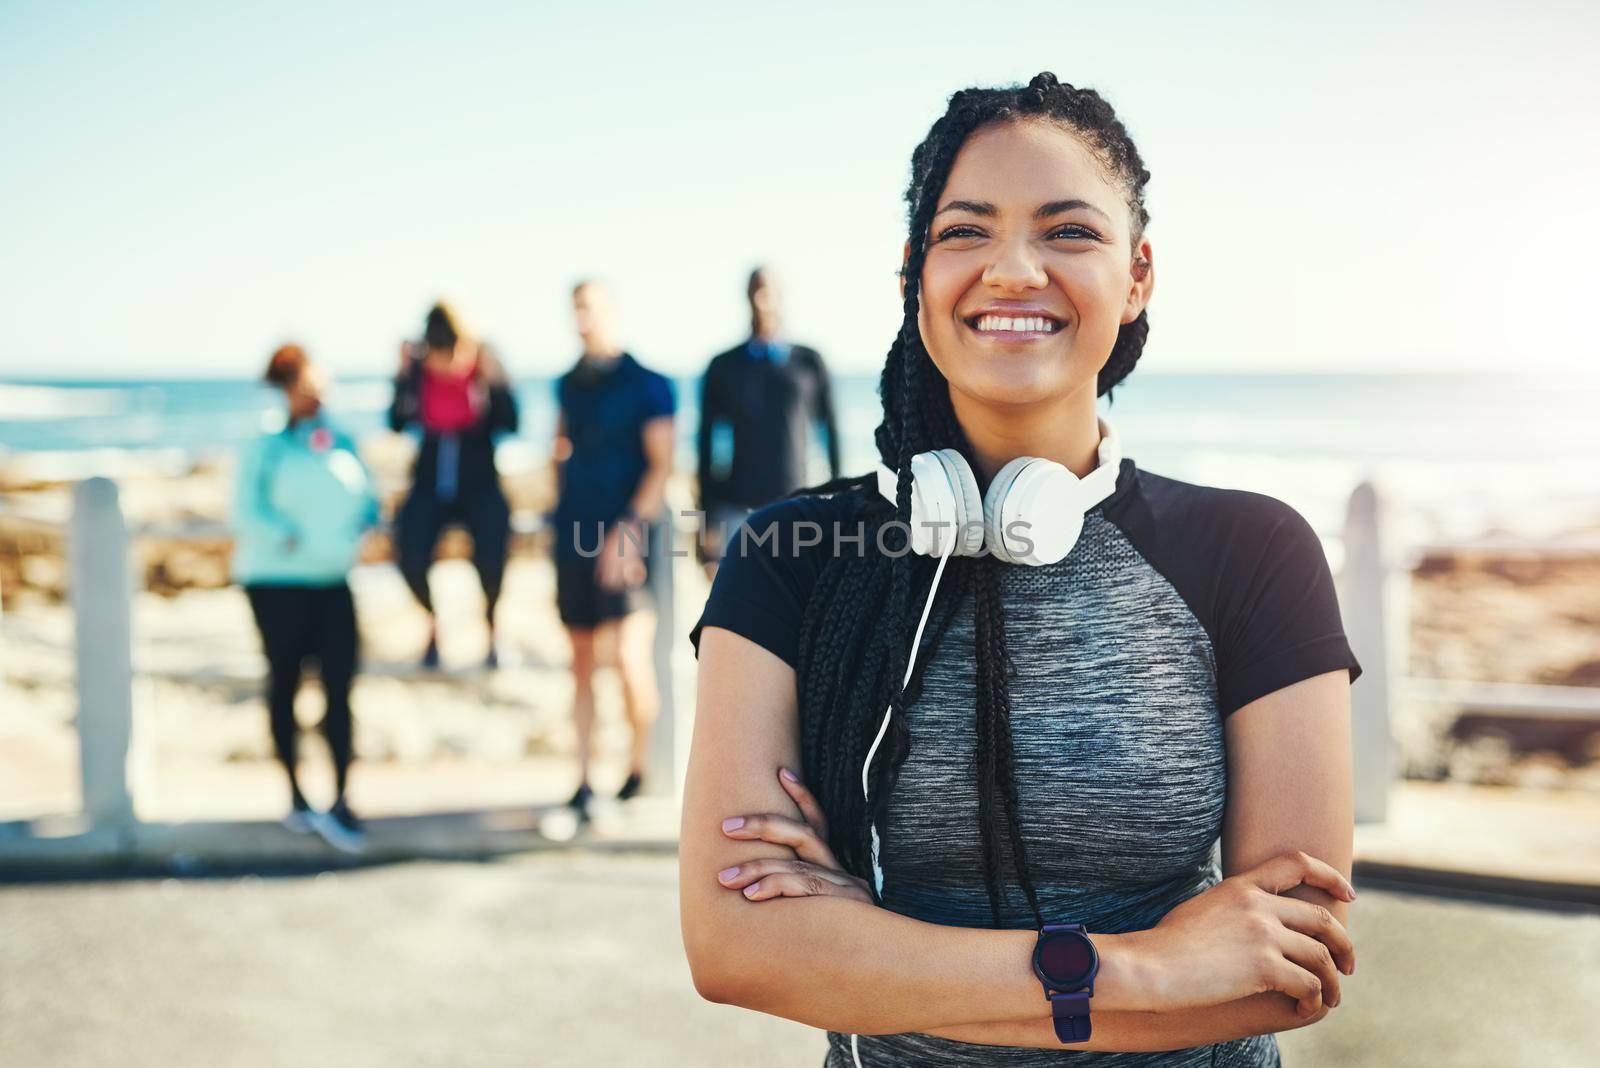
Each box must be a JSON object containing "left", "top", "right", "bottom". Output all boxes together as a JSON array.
[
  {"left": 642, "top": 514, "right": 678, "bottom": 798},
  {"left": 69, "top": 477, "right": 137, "bottom": 828},
  {"left": 1342, "top": 480, "right": 1398, "bottom": 823}
]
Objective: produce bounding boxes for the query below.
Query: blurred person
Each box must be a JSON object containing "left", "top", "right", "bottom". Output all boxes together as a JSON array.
[
  {"left": 550, "top": 280, "right": 675, "bottom": 817},
  {"left": 681, "top": 74, "right": 1362, "bottom": 1065},
  {"left": 232, "top": 345, "right": 379, "bottom": 854},
  {"left": 389, "top": 302, "right": 519, "bottom": 669},
  {"left": 695, "top": 266, "right": 840, "bottom": 577}
]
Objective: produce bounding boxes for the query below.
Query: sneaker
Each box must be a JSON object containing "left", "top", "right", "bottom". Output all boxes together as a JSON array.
[
  {"left": 311, "top": 803, "right": 367, "bottom": 855},
  {"left": 616, "top": 772, "right": 643, "bottom": 802},
  {"left": 328, "top": 799, "right": 365, "bottom": 833},
  {"left": 281, "top": 804, "right": 316, "bottom": 835},
  {"left": 568, "top": 782, "right": 594, "bottom": 822}
]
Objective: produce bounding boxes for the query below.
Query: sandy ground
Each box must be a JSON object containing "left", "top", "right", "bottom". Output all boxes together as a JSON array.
[
  {"left": 1, "top": 853, "right": 1596, "bottom": 1068},
  {"left": 0, "top": 550, "right": 709, "bottom": 823}
]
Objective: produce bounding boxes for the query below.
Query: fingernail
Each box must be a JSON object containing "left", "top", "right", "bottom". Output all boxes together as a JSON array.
[
  {"left": 780, "top": 767, "right": 799, "bottom": 783},
  {"left": 718, "top": 867, "right": 740, "bottom": 882},
  {"left": 742, "top": 883, "right": 761, "bottom": 897},
  {"left": 721, "top": 817, "right": 744, "bottom": 832}
]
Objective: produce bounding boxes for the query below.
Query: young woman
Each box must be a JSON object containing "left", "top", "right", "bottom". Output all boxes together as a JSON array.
[
  {"left": 680, "top": 74, "right": 1362, "bottom": 1066},
  {"left": 388, "top": 302, "right": 519, "bottom": 668},
  {"left": 233, "top": 345, "right": 379, "bottom": 854}
]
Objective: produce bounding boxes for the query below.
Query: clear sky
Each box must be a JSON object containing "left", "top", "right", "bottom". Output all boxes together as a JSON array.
[{"left": 2, "top": 0, "right": 1596, "bottom": 379}]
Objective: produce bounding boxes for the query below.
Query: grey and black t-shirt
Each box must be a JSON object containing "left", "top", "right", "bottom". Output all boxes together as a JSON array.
[{"left": 689, "top": 457, "right": 1363, "bottom": 1067}]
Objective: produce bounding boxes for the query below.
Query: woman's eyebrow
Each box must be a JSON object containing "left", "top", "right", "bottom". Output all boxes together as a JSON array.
[
  {"left": 1035, "top": 198, "right": 1112, "bottom": 223},
  {"left": 933, "top": 198, "right": 1113, "bottom": 223},
  {"left": 934, "top": 199, "right": 996, "bottom": 218}
]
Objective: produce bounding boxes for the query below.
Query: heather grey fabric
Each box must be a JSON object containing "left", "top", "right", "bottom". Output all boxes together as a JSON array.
[{"left": 830, "top": 512, "right": 1278, "bottom": 1066}]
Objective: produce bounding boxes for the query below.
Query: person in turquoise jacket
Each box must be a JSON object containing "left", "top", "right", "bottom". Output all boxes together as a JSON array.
[{"left": 233, "top": 344, "right": 379, "bottom": 854}]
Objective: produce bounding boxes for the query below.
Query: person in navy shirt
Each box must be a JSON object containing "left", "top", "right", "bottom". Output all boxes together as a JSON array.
[{"left": 550, "top": 280, "right": 676, "bottom": 815}]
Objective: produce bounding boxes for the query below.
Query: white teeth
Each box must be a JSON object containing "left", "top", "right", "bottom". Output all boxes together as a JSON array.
[{"left": 975, "top": 315, "right": 1058, "bottom": 334}]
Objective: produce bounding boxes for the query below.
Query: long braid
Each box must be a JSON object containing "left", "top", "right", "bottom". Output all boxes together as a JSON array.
[
  {"left": 866, "top": 97, "right": 994, "bottom": 871},
  {"left": 794, "top": 72, "right": 1154, "bottom": 921}
]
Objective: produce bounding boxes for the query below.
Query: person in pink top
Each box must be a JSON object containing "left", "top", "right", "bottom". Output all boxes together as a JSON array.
[{"left": 388, "top": 302, "right": 520, "bottom": 668}]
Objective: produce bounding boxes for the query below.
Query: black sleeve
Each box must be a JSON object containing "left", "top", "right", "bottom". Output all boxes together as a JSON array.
[
  {"left": 486, "top": 381, "right": 519, "bottom": 434},
  {"left": 697, "top": 356, "right": 729, "bottom": 511},
  {"left": 688, "top": 493, "right": 854, "bottom": 668},
  {"left": 1104, "top": 471, "right": 1362, "bottom": 718},
  {"left": 1212, "top": 499, "right": 1364, "bottom": 716},
  {"left": 807, "top": 348, "right": 842, "bottom": 480},
  {"left": 696, "top": 360, "right": 720, "bottom": 510},
  {"left": 388, "top": 363, "right": 420, "bottom": 432},
  {"left": 478, "top": 345, "right": 518, "bottom": 434}
]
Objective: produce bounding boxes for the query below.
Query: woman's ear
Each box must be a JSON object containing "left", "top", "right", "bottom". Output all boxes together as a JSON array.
[
  {"left": 1123, "top": 238, "right": 1154, "bottom": 324},
  {"left": 899, "top": 240, "right": 911, "bottom": 301}
]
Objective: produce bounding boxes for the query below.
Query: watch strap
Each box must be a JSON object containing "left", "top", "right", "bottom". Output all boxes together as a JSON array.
[{"left": 1049, "top": 991, "right": 1092, "bottom": 1043}]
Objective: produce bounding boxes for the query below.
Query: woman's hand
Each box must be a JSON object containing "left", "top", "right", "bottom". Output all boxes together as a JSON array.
[
  {"left": 716, "top": 769, "right": 874, "bottom": 904},
  {"left": 1142, "top": 850, "right": 1356, "bottom": 1019}
]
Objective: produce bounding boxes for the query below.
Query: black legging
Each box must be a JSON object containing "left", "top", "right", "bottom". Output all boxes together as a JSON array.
[
  {"left": 396, "top": 487, "right": 511, "bottom": 618},
  {"left": 245, "top": 583, "right": 357, "bottom": 803}
]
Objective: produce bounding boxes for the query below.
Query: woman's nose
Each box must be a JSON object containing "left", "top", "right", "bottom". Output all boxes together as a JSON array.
[{"left": 981, "top": 237, "right": 1048, "bottom": 290}]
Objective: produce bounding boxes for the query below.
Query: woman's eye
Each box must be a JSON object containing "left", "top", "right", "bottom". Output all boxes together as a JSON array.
[
  {"left": 934, "top": 225, "right": 984, "bottom": 242},
  {"left": 1048, "top": 224, "right": 1102, "bottom": 241}
]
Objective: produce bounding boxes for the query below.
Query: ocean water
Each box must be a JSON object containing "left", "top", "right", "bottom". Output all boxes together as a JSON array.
[{"left": 2, "top": 372, "right": 1597, "bottom": 542}]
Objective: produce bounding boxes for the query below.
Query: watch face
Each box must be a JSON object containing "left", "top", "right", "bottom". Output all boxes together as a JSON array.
[{"left": 1038, "top": 930, "right": 1096, "bottom": 988}]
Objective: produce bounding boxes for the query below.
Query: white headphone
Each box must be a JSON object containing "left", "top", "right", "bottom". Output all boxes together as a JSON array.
[
  {"left": 873, "top": 415, "right": 1123, "bottom": 567},
  {"left": 861, "top": 415, "right": 1123, "bottom": 893}
]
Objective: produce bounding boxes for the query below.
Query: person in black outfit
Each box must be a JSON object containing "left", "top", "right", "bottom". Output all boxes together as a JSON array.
[
  {"left": 388, "top": 302, "right": 519, "bottom": 668},
  {"left": 695, "top": 266, "right": 840, "bottom": 577}
]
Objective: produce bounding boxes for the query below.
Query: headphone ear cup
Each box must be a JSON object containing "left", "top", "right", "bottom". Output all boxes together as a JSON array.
[
  {"left": 931, "top": 449, "right": 984, "bottom": 557},
  {"left": 982, "top": 457, "right": 1036, "bottom": 565},
  {"left": 905, "top": 452, "right": 961, "bottom": 556},
  {"left": 1002, "top": 461, "right": 1084, "bottom": 566}
]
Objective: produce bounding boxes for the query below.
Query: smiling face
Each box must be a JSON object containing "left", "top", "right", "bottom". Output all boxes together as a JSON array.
[{"left": 915, "top": 118, "right": 1153, "bottom": 411}]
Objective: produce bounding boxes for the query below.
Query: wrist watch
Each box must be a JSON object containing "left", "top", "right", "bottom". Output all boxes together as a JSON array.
[{"left": 1033, "top": 923, "right": 1100, "bottom": 1043}]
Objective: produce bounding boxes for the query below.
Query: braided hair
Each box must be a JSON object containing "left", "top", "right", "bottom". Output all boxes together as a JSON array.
[{"left": 793, "top": 73, "right": 1152, "bottom": 927}]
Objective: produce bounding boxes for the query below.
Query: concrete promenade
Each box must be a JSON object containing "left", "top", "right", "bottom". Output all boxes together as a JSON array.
[
  {"left": 4, "top": 769, "right": 1598, "bottom": 1066},
  {"left": 2, "top": 851, "right": 1596, "bottom": 1067}
]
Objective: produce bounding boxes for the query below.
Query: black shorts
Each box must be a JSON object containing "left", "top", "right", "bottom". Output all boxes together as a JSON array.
[{"left": 555, "top": 551, "right": 652, "bottom": 629}]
